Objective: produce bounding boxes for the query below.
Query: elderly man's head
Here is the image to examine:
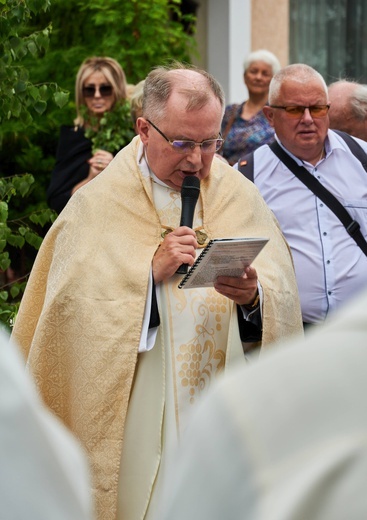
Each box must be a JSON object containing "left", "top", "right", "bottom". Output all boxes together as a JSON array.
[
  {"left": 263, "top": 64, "right": 330, "bottom": 165},
  {"left": 137, "top": 62, "right": 225, "bottom": 191},
  {"left": 328, "top": 80, "right": 367, "bottom": 141}
]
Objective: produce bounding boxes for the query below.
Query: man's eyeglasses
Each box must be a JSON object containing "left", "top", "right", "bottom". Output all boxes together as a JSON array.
[
  {"left": 82, "top": 85, "right": 113, "bottom": 98},
  {"left": 270, "top": 105, "right": 330, "bottom": 119},
  {"left": 147, "top": 120, "right": 224, "bottom": 154}
]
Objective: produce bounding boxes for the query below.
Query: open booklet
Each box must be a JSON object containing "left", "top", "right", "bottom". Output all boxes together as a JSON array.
[{"left": 178, "top": 237, "right": 269, "bottom": 289}]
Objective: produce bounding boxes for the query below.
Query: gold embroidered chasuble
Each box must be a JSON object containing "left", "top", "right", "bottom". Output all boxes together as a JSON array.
[{"left": 12, "top": 135, "right": 302, "bottom": 520}]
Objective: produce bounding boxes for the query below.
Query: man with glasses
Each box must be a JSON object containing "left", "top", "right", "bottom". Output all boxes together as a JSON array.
[
  {"left": 236, "top": 63, "right": 367, "bottom": 327},
  {"left": 12, "top": 62, "right": 302, "bottom": 520}
]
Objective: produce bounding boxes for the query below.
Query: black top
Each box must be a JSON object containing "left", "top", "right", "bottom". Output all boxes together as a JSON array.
[{"left": 47, "top": 125, "right": 92, "bottom": 214}]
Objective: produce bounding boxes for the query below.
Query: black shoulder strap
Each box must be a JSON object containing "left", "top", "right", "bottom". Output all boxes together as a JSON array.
[
  {"left": 332, "top": 129, "right": 367, "bottom": 172},
  {"left": 238, "top": 152, "right": 254, "bottom": 182},
  {"left": 237, "top": 130, "right": 367, "bottom": 181},
  {"left": 269, "top": 141, "right": 367, "bottom": 256}
]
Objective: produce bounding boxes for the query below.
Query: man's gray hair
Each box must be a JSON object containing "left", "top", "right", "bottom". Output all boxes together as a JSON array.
[
  {"left": 142, "top": 61, "right": 225, "bottom": 123},
  {"left": 349, "top": 84, "right": 367, "bottom": 120},
  {"left": 329, "top": 80, "right": 367, "bottom": 121},
  {"left": 243, "top": 49, "right": 281, "bottom": 76},
  {"left": 269, "top": 64, "right": 328, "bottom": 104}
]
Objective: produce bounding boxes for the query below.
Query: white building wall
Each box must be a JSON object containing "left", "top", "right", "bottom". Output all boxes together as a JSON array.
[{"left": 206, "top": 0, "right": 251, "bottom": 105}]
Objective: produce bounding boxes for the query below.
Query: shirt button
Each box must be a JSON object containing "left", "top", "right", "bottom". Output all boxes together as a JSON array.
[
  {"left": 323, "top": 232, "right": 327, "bottom": 236},
  {"left": 320, "top": 203, "right": 324, "bottom": 207},
  {"left": 327, "top": 260, "right": 330, "bottom": 264},
  {"left": 328, "top": 291, "right": 332, "bottom": 295}
]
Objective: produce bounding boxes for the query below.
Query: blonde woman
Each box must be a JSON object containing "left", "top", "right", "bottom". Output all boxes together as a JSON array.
[{"left": 47, "top": 56, "right": 128, "bottom": 213}]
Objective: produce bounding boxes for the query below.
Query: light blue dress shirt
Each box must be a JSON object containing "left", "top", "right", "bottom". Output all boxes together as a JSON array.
[{"left": 235, "top": 130, "right": 367, "bottom": 323}]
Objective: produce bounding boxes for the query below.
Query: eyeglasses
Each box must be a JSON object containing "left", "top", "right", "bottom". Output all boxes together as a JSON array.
[
  {"left": 82, "top": 85, "right": 113, "bottom": 98},
  {"left": 147, "top": 120, "right": 224, "bottom": 154},
  {"left": 270, "top": 105, "right": 330, "bottom": 118}
]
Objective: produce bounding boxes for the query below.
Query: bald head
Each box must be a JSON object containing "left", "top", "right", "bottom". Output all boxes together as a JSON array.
[
  {"left": 142, "top": 62, "right": 225, "bottom": 124},
  {"left": 328, "top": 80, "right": 367, "bottom": 140}
]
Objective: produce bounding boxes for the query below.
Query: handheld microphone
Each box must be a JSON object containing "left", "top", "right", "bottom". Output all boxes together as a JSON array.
[{"left": 176, "top": 176, "right": 201, "bottom": 275}]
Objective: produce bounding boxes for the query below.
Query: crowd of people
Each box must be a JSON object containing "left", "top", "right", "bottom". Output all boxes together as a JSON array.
[{"left": 5, "top": 50, "right": 367, "bottom": 520}]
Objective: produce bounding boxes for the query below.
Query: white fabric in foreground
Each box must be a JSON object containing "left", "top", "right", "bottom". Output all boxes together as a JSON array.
[
  {"left": 0, "top": 331, "right": 93, "bottom": 520},
  {"left": 160, "top": 287, "right": 367, "bottom": 520}
]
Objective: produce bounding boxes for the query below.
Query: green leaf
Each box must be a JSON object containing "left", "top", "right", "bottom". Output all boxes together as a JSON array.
[
  {"left": 9, "top": 36, "right": 22, "bottom": 50},
  {"left": 18, "top": 227, "right": 27, "bottom": 237},
  {"left": 29, "top": 208, "right": 55, "bottom": 227},
  {"left": 0, "top": 291, "right": 8, "bottom": 302},
  {"left": 27, "top": 40, "right": 38, "bottom": 56},
  {"left": 0, "top": 252, "right": 10, "bottom": 272},
  {"left": 10, "top": 285, "right": 20, "bottom": 299},
  {"left": 24, "top": 230, "right": 43, "bottom": 249},
  {"left": 14, "top": 81, "right": 27, "bottom": 93},
  {"left": 7, "top": 234, "right": 25, "bottom": 248},
  {"left": 38, "top": 84, "right": 49, "bottom": 100},
  {"left": 29, "top": 86, "right": 40, "bottom": 100},
  {"left": 0, "top": 202, "right": 8, "bottom": 222},
  {"left": 33, "top": 99, "right": 47, "bottom": 114},
  {"left": 12, "top": 174, "right": 35, "bottom": 197},
  {"left": 53, "top": 90, "right": 69, "bottom": 108}
]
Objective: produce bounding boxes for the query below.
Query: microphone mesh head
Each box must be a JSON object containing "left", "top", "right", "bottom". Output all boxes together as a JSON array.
[{"left": 181, "top": 176, "right": 200, "bottom": 200}]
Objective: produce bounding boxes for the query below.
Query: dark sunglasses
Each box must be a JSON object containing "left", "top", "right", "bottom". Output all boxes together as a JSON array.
[{"left": 82, "top": 84, "right": 113, "bottom": 98}]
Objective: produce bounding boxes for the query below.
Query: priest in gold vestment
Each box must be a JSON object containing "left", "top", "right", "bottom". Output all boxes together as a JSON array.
[{"left": 12, "top": 63, "right": 303, "bottom": 520}]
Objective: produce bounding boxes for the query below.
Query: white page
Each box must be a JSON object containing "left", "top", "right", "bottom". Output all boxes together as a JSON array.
[{"left": 178, "top": 237, "right": 269, "bottom": 289}]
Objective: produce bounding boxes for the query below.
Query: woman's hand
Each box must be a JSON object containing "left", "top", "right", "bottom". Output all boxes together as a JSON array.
[
  {"left": 88, "top": 149, "right": 114, "bottom": 177},
  {"left": 72, "top": 150, "right": 114, "bottom": 195}
]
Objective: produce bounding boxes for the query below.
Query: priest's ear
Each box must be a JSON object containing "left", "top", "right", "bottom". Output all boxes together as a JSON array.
[{"left": 137, "top": 118, "right": 150, "bottom": 145}]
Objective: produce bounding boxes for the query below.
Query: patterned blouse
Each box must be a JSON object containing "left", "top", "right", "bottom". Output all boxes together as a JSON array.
[{"left": 220, "top": 102, "right": 275, "bottom": 165}]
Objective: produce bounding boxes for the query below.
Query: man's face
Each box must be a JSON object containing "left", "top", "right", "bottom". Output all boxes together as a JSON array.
[
  {"left": 263, "top": 79, "right": 329, "bottom": 162},
  {"left": 137, "top": 91, "right": 223, "bottom": 191}
]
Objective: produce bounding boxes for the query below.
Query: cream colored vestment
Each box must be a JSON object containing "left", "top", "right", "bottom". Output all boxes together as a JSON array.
[
  {"left": 12, "top": 135, "right": 302, "bottom": 520},
  {"left": 117, "top": 170, "right": 247, "bottom": 520}
]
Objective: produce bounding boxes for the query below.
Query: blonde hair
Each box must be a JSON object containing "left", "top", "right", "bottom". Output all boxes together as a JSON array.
[
  {"left": 74, "top": 56, "right": 127, "bottom": 127},
  {"left": 129, "top": 80, "right": 145, "bottom": 128}
]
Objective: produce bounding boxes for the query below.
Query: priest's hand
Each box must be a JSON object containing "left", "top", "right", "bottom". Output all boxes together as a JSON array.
[
  {"left": 214, "top": 266, "right": 259, "bottom": 307},
  {"left": 153, "top": 227, "right": 198, "bottom": 283}
]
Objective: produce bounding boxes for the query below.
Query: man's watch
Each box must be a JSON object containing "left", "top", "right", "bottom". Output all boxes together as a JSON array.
[{"left": 244, "top": 293, "right": 260, "bottom": 310}]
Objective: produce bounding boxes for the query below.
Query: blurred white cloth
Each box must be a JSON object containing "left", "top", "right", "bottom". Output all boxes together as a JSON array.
[
  {"left": 0, "top": 330, "right": 93, "bottom": 520},
  {"left": 160, "top": 287, "right": 367, "bottom": 520}
]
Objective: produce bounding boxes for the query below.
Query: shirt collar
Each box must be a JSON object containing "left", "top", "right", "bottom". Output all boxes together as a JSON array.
[
  {"left": 137, "top": 141, "right": 170, "bottom": 188},
  {"left": 274, "top": 131, "right": 335, "bottom": 167}
]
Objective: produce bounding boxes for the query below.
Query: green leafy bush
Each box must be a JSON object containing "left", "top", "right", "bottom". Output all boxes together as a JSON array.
[
  {"left": 0, "top": 0, "right": 65, "bottom": 328},
  {"left": 83, "top": 101, "right": 135, "bottom": 154},
  {"left": 0, "top": 0, "right": 197, "bottom": 329}
]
